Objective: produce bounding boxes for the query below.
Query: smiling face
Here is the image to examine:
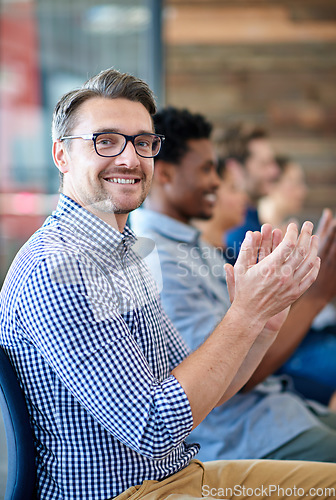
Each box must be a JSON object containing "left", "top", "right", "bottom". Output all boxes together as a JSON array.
[
  {"left": 163, "top": 138, "right": 220, "bottom": 223},
  {"left": 53, "top": 96, "right": 154, "bottom": 229}
]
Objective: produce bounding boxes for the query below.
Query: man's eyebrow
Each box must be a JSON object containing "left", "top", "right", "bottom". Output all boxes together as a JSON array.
[{"left": 93, "top": 128, "right": 155, "bottom": 135}]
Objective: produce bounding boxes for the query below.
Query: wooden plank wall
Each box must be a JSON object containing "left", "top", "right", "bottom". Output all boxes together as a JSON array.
[{"left": 163, "top": 0, "right": 336, "bottom": 224}]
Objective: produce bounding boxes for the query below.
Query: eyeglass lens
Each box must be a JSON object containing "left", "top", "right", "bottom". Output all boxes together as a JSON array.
[{"left": 95, "top": 133, "right": 161, "bottom": 158}]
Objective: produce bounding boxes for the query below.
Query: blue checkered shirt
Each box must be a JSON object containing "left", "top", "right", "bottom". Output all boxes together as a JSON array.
[{"left": 0, "top": 195, "right": 199, "bottom": 499}]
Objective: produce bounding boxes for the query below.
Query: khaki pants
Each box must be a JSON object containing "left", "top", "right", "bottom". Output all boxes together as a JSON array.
[{"left": 114, "top": 459, "right": 336, "bottom": 499}]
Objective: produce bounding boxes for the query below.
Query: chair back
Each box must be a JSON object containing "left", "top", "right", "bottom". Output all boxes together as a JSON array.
[{"left": 0, "top": 347, "right": 36, "bottom": 499}]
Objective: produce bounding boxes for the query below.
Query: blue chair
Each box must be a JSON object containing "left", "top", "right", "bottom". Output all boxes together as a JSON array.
[{"left": 0, "top": 347, "right": 36, "bottom": 499}]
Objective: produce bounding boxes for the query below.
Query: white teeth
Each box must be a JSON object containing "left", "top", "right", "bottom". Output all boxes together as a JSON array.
[
  {"left": 204, "top": 194, "right": 216, "bottom": 202},
  {"left": 106, "top": 178, "right": 136, "bottom": 184}
]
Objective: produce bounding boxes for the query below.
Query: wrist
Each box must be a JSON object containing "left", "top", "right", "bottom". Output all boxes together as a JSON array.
[{"left": 226, "top": 301, "right": 266, "bottom": 340}]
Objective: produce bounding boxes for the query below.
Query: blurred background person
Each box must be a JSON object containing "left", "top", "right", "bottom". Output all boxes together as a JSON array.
[
  {"left": 259, "top": 155, "right": 336, "bottom": 330},
  {"left": 203, "top": 127, "right": 336, "bottom": 405},
  {"left": 193, "top": 157, "right": 247, "bottom": 264},
  {"left": 224, "top": 124, "right": 280, "bottom": 259},
  {"left": 258, "top": 155, "right": 308, "bottom": 234},
  {"left": 258, "top": 156, "right": 336, "bottom": 401}
]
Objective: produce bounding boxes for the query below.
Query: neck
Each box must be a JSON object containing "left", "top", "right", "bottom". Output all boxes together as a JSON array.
[
  {"left": 94, "top": 211, "right": 128, "bottom": 232},
  {"left": 61, "top": 191, "right": 127, "bottom": 232},
  {"left": 145, "top": 195, "right": 190, "bottom": 225}
]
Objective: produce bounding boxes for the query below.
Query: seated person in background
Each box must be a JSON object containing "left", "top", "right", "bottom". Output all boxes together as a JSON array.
[
  {"left": 258, "top": 154, "right": 336, "bottom": 329},
  {"left": 220, "top": 124, "right": 336, "bottom": 404},
  {"left": 224, "top": 124, "right": 280, "bottom": 257},
  {"left": 2, "top": 69, "right": 336, "bottom": 499},
  {"left": 258, "top": 155, "right": 308, "bottom": 234},
  {"left": 258, "top": 155, "right": 336, "bottom": 332},
  {"left": 196, "top": 151, "right": 336, "bottom": 404},
  {"left": 193, "top": 157, "right": 247, "bottom": 265},
  {"left": 259, "top": 155, "right": 336, "bottom": 401},
  {"left": 130, "top": 106, "right": 336, "bottom": 464}
]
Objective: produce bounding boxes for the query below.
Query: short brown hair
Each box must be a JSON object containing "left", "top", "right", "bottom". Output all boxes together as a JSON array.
[{"left": 52, "top": 68, "right": 157, "bottom": 141}]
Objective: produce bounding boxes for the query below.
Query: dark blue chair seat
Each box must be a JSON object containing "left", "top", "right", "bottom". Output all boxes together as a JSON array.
[{"left": 0, "top": 347, "right": 36, "bottom": 499}]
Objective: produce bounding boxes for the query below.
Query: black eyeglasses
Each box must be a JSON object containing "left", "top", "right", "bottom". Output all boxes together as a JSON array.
[{"left": 59, "top": 132, "right": 165, "bottom": 158}]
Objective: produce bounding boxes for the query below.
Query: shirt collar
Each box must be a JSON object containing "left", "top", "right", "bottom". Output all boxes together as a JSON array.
[
  {"left": 50, "top": 194, "right": 137, "bottom": 252},
  {"left": 131, "top": 208, "right": 200, "bottom": 244}
]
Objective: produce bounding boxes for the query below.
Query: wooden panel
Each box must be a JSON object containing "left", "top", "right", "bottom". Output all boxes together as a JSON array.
[
  {"left": 164, "top": 1, "right": 336, "bottom": 220},
  {"left": 164, "top": 5, "right": 336, "bottom": 44}
]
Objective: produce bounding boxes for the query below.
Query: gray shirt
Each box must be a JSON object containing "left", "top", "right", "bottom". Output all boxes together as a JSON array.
[{"left": 130, "top": 207, "right": 327, "bottom": 460}]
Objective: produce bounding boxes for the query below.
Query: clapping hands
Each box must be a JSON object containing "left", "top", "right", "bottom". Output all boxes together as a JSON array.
[{"left": 225, "top": 221, "right": 321, "bottom": 332}]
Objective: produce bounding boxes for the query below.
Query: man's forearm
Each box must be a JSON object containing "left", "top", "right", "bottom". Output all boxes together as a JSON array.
[
  {"left": 216, "top": 321, "right": 282, "bottom": 404},
  {"left": 172, "top": 304, "right": 265, "bottom": 429}
]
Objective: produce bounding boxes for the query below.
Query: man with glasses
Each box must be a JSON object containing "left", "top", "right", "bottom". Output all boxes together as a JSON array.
[{"left": 1, "top": 68, "right": 335, "bottom": 499}]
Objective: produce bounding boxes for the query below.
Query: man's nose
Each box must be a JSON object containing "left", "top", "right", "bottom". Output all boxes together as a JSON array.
[{"left": 117, "top": 140, "right": 140, "bottom": 165}]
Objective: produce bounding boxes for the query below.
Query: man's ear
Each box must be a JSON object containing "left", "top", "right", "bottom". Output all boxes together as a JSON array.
[
  {"left": 153, "top": 160, "right": 176, "bottom": 185},
  {"left": 52, "top": 141, "right": 70, "bottom": 174}
]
